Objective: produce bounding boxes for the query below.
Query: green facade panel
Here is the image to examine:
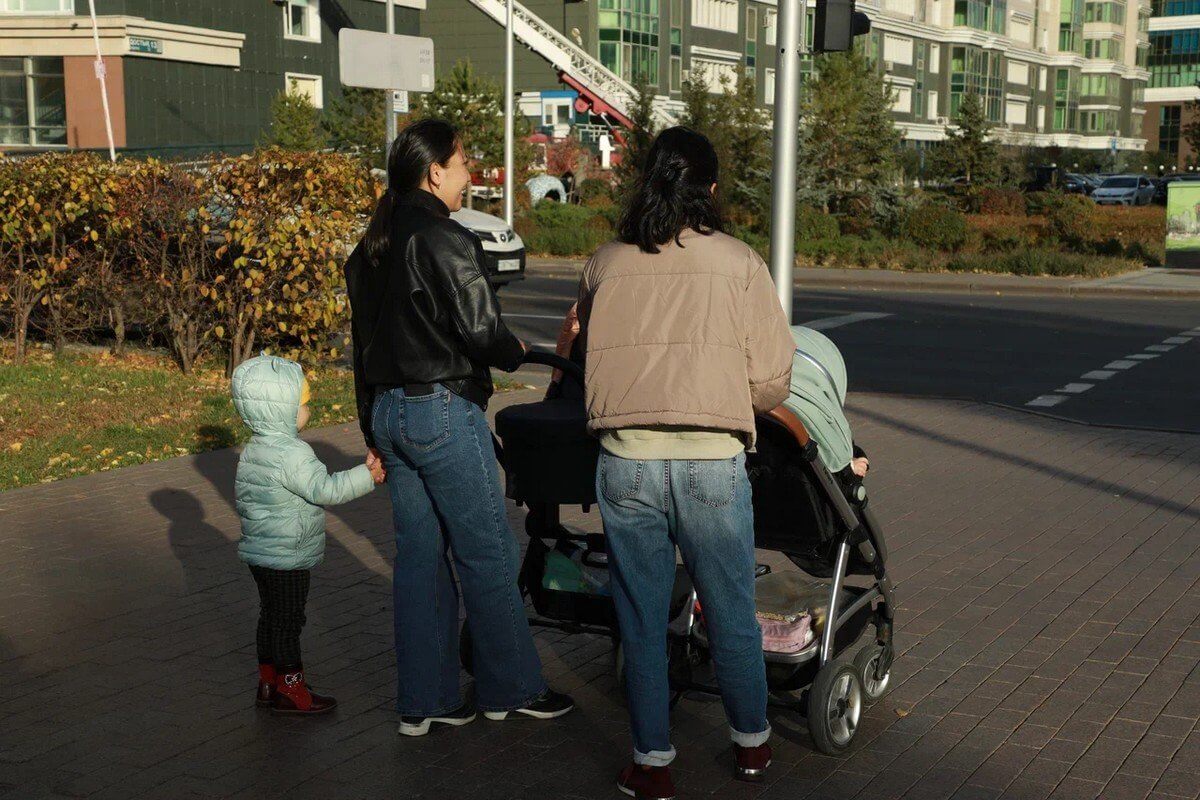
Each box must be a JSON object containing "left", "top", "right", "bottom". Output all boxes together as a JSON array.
[{"left": 75, "top": 1, "right": 419, "bottom": 152}]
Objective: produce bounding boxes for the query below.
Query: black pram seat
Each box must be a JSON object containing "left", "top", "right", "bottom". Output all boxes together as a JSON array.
[{"left": 495, "top": 397, "right": 599, "bottom": 506}]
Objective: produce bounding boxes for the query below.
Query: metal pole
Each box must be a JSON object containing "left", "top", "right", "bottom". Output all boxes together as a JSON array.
[
  {"left": 504, "top": 0, "right": 515, "bottom": 226},
  {"left": 85, "top": 0, "right": 117, "bottom": 162},
  {"left": 385, "top": 0, "right": 398, "bottom": 154},
  {"left": 768, "top": 0, "right": 803, "bottom": 321}
]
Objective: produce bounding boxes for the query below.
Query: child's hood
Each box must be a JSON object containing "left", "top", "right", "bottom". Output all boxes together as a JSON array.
[{"left": 231, "top": 354, "right": 304, "bottom": 437}]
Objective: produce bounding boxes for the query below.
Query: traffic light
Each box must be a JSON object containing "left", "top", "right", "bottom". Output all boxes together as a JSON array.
[{"left": 812, "top": 0, "right": 871, "bottom": 53}]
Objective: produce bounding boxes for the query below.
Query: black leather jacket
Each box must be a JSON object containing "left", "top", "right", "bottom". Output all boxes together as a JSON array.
[{"left": 345, "top": 189, "right": 524, "bottom": 447}]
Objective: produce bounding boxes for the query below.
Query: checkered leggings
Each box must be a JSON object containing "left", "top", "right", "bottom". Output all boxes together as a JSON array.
[{"left": 249, "top": 566, "right": 310, "bottom": 668}]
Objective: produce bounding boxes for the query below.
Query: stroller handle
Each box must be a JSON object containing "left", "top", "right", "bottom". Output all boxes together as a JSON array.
[{"left": 522, "top": 348, "right": 585, "bottom": 389}]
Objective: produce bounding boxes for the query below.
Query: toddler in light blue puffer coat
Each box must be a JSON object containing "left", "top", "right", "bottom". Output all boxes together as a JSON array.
[{"left": 231, "top": 353, "right": 384, "bottom": 715}]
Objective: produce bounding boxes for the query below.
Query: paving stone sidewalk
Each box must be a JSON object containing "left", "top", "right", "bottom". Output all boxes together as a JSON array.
[{"left": 1, "top": 388, "right": 1198, "bottom": 800}]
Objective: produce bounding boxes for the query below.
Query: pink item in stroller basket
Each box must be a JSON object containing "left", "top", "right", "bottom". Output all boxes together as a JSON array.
[{"left": 757, "top": 612, "right": 813, "bottom": 654}]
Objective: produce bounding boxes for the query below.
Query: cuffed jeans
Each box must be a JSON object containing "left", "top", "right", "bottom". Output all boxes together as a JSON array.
[
  {"left": 372, "top": 385, "right": 546, "bottom": 715},
  {"left": 596, "top": 451, "right": 770, "bottom": 766}
]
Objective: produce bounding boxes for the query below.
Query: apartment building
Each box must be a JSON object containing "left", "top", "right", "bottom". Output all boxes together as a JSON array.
[
  {"left": 422, "top": 0, "right": 1149, "bottom": 151},
  {"left": 1140, "top": 0, "right": 1200, "bottom": 165},
  {"left": 0, "top": 0, "right": 423, "bottom": 155}
]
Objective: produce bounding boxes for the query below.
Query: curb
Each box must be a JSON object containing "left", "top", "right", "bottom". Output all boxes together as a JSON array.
[{"left": 525, "top": 261, "right": 1200, "bottom": 300}]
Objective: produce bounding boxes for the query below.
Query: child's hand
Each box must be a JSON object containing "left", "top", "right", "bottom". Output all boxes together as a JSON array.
[
  {"left": 366, "top": 450, "right": 386, "bottom": 484},
  {"left": 851, "top": 457, "right": 869, "bottom": 478}
]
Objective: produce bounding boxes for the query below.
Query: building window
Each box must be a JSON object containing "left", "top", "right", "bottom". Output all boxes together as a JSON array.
[
  {"left": 670, "top": 55, "right": 682, "bottom": 90},
  {"left": 284, "top": 0, "right": 321, "bottom": 43},
  {"left": 0, "top": 0, "right": 72, "bottom": 12},
  {"left": 599, "top": 0, "right": 661, "bottom": 85},
  {"left": 949, "top": 46, "right": 1004, "bottom": 121},
  {"left": 1160, "top": 104, "right": 1182, "bottom": 156},
  {"left": 764, "top": 9, "right": 777, "bottom": 46},
  {"left": 746, "top": 6, "right": 757, "bottom": 69},
  {"left": 1079, "top": 73, "right": 1120, "bottom": 101},
  {"left": 954, "top": 0, "right": 1006, "bottom": 34},
  {"left": 1154, "top": 0, "right": 1200, "bottom": 13},
  {"left": 285, "top": 73, "right": 323, "bottom": 109},
  {"left": 914, "top": 43, "right": 926, "bottom": 118},
  {"left": 0, "top": 56, "right": 65, "bottom": 146},
  {"left": 691, "top": 0, "right": 737, "bottom": 33},
  {"left": 1081, "top": 110, "right": 1117, "bottom": 132},
  {"left": 765, "top": 67, "right": 775, "bottom": 103},
  {"left": 1084, "top": 37, "right": 1123, "bottom": 59},
  {"left": 1053, "top": 68, "right": 1079, "bottom": 131},
  {"left": 1060, "top": 0, "right": 1084, "bottom": 54},
  {"left": 1084, "top": 1, "right": 1125, "bottom": 23},
  {"left": 1150, "top": 29, "right": 1200, "bottom": 88}
]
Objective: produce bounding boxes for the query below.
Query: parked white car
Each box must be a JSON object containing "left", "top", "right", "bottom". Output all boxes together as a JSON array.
[
  {"left": 1092, "top": 175, "right": 1156, "bottom": 206},
  {"left": 450, "top": 207, "right": 527, "bottom": 289}
]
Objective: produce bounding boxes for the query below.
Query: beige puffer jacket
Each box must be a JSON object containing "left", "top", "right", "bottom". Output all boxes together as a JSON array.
[{"left": 577, "top": 228, "right": 794, "bottom": 447}]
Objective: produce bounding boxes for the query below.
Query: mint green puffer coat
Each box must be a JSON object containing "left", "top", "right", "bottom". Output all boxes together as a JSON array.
[{"left": 232, "top": 354, "right": 374, "bottom": 570}]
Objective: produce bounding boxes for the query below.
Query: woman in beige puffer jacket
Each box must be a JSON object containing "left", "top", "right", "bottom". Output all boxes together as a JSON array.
[{"left": 577, "top": 127, "right": 794, "bottom": 799}]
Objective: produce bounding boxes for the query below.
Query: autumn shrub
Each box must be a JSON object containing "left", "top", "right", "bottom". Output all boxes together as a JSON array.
[
  {"left": 976, "top": 187, "right": 1026, "bottom": 216},
  {"left": 899, "top": 202, "right": 969, "bottom": 252}
]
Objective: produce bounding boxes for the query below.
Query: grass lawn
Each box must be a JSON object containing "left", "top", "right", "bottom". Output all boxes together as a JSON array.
[
  {"left": 1166, "top": 236, "right": 1200, "bottom": 251},
  {"left": 0, "top": 346, "right": 525, "bottom": 491}
]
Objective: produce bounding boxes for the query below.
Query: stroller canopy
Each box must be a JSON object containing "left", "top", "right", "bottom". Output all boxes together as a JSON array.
[{"left": 782, "top": 326, "right": 854, "bottom": 472}]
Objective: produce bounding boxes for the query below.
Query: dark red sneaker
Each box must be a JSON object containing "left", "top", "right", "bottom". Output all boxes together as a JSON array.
[
  {"left": 734, "top": 743, "right": 772, "bottom": 782},
  {"left": 617, "top": 763, "right": 675, "bottom": 800},
  {"left": 255, "top": 664, "right": 276, "bottom": 708},
  {"left": 271, "top": 670, "right": 337, "bottom": 715}
]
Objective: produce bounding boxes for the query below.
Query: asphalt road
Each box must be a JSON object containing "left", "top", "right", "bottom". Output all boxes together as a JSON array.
[{"left": 499, "top": 272, "right": 1200, "bottom": 433}]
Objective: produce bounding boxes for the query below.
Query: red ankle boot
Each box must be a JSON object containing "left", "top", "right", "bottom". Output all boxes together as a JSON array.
[
  {"left": 617, "top": 764, "right": 675, "bottom": 800},
  {"left": 734, "top": 743, "right": 772, "bottom": 782},
  {"left": 255, "top": 663, "right": 276, "bottom": 708},
  {"left": 271, "top": 668, "right": 337, "bottom": 715}
]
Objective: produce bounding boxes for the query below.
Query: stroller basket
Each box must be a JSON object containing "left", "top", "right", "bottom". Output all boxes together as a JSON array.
[{"left": 521, "top": 536, "right": 617, "bottom": 628}]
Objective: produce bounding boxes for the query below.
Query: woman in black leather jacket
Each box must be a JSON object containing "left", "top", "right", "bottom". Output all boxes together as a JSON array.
[{"left": 345, "top": 119, "right": 573, "bottom": 736}]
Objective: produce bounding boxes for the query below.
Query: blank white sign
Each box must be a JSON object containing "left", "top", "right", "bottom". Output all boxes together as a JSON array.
[{"left": 339, "top": 29, "right": 434, "bottom": 92}]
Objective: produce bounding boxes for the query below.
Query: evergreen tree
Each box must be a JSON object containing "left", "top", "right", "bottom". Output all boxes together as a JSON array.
[
  {"left": 323, "top": 87, "right": 387, "bottom": 168},
  {"left": 928, "top": 92, "right": 1000, "bottom": 185},
  {"left": 795, "top": 48, "right": 902, "bottom": 213},
  {"left": 415, "top": 59, "right": 535, "bottom": 182},
  {"left": 614, "top": 77, "right": 659, "bottom": 202},
  {"left": 263, "top": 83, "right": 325, "bottom": 151},
  {"left": 678, "top": 72, "right": 770, "bottom": 217}
]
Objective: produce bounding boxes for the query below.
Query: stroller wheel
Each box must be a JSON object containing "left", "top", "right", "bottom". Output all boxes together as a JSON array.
[
  {"left": 806, "top": 662, "right": 863, "bottom": 755},
  {"left": 853, "top": 646, "right": 891, "bottom": 703},
  {"left": 460, "top": 621, "right": 474, "bottom": 677}
]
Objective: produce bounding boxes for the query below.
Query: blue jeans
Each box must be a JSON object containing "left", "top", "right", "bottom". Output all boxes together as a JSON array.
[
  {"left": 371, "top": 385, "right": 546, "bottom": 715},
  {"left": 597, "top": 451, "right": 770, "bottom": 766}
]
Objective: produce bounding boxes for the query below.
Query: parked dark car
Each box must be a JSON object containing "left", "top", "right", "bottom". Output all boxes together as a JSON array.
[{"left": 1060, "top": 173, "right": 1097, "bottom": 195}]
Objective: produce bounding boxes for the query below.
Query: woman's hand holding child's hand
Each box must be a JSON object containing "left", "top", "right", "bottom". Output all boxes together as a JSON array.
[{"left": 366, "top": 449, "right": 386, "bottom": 485}]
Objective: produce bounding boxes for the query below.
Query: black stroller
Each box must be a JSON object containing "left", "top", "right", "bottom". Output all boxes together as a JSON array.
[{"left": 464, "top": 349, "right": 896, "bottom": 755}]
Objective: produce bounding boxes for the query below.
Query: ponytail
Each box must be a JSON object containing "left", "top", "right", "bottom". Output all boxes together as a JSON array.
[{"left": 363, "top": 119, "right": 461, "bottom": 266}]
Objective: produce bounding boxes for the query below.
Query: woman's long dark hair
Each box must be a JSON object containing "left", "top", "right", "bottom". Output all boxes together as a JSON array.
[
  {"left": 363, "top": 118, "right": 461, "bottom": 266},
  {"left": 617, "top": 126, "right": 722, "bottom": 254}
]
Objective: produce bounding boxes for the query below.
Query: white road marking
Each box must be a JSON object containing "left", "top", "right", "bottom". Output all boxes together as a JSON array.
[
  {"left": 1027, "top": 395, "right": 1068, "bottom": 407},
  {"left": 1026, "top": 326, "right": 1196, "bottom": 411},
  {"left": 802, "top": 312, "right": 893, "bottom": 331}
]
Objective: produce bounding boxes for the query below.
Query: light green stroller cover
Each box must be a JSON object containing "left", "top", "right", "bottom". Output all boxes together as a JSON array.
[{"left": 781, "top": 326, "right": 854, "bottom": 472}]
